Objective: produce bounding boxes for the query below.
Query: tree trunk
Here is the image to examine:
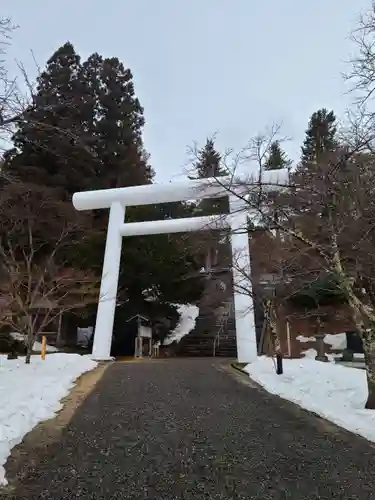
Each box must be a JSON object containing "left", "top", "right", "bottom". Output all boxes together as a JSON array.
[
  {"left": 25, "top": 328, "right": 35, "bottom": 365},
  {"left": 362, "top": 328, "right": 375, "bottom": 409},
  {"left": 25, "top": 349, "right": 31, "bottom": 364}
]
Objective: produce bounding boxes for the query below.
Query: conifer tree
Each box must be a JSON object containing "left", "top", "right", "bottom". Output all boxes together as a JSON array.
[
  {"left": 301, "top": 108, "right": 337, "bottom": 165},
  {"left": 264, "top": 141, "right": 292, "bottom": 170},
  {"left": 194, "top": 139, "right": 226, "bottom": 179},
  {"left": 8, "top": 43, "right": 152, "bottom": 195},
  {"left": 192, "top": 138, "right": 228, "bottom": 215},
  {"left": 5, "top": 42, "right": 204, "bottom": 327},
  {"left": 191, "top": 139, "right": 230, "bottom": 273}
]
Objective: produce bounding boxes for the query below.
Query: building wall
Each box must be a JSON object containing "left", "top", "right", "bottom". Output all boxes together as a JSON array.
[
  {"left": 249, "top": 230, "right": 355, "bottom": 358},
  {"left": 272, "top": 304, "right": 354, "bottom": 358}
]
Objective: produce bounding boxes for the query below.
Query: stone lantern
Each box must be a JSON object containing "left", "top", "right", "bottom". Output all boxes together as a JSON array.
[{"left": 314, "top": 314, "right": 329, "bottom": 362}]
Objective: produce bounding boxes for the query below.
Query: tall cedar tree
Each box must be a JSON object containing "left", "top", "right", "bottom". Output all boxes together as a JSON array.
[
  {"left": 6, "top": 43, "right": 152, "bottom": 194},
  {"left": 192, "top": 139, "right": 230, "bottom": 272},
  {"left": 301, "top": 108, "right": 337, "bottom": 165},
  {"left": 5, "top": 42, "right": 203, "bottom": 317},
  {"left": 264, "top": 141, "right": 292, "bottom": 170},
  {"left": 193, "top": 139, "right": 228, "bottom": 215}
]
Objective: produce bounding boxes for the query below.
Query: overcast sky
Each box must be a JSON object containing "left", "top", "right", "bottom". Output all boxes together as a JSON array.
[{"left": 2, "top": 0, "right": 370, "bottom": 182}]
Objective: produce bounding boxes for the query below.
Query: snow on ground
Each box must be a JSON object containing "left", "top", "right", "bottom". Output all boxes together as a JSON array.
[
  {"left": 296, "top": 333, "right": 346, "bottom": 350},
  {"left": 323, "top": 332, "right": 347, "bottom": 350},
  {"left": 10, "top": 332, "right": 59, "bottom": 352},
  {"left": 163, "top": 304, "right": 199, "bottom": 345},
  {"left": 296, "top": 333, "right": 347, "bottom": 350},
  {"left": 0, "top": 353, "right": 97, "bottom": 486},
  {"left": 296, "top": 335, "right": 316, "bottom": 343},
  {"left": 244, "top": 356, "right": 375, "bottom": 443}
]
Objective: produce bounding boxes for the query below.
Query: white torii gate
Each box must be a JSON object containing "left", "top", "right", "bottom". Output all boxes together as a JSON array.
[{"left": 72, "top": 169, "right": 288, "bottom": 363}]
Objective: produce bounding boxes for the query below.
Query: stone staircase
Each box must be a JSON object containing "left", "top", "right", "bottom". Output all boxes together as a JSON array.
[
  {"left": 213, "top": 317, "right": 237, "bottom": 357},
  {"left": 175, "top": 312, "right": 237, "bottom": 358}
]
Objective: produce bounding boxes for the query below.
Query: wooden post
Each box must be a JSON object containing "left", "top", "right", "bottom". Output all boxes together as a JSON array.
[
  {"left": 286, "top": 321, "right": 291, "bottom": 357},
  {"left": 55, "top": 312, "right": 63, "bottom": 347},
  {"left": 41, "top": 335, "right": 47, "bottom": 360}
]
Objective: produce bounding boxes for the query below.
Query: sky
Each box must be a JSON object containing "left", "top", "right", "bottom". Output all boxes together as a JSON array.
[{"left": 2, "top": 0, "right": 371, "bottom": 182}]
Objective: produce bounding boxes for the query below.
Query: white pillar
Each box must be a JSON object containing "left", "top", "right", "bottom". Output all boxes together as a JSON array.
[
  {"left": 92, "top": 201, "right": 125, "bottom": 360},
  {"left": 229, "top": 197, "right": 257, "bottom": 363}
]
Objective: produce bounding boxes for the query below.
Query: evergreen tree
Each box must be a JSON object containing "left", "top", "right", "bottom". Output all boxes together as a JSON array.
[
  {"left": 191, "top": 139, "right": 230, "bottom": 273},
  {"left": 7, "top": 43, "right": 152, "bottom": 195},
  {"left": 192, "top": 138, "right": 228, "bottom": 216},
  {"left": 193, "top": 139, "right": 226, "bottom": 179},
  {"left": 79, "top": 53, "right": 153, "bottom": 188},
  {"left": 6, "top": 42, "right": 93, "bottom": 195},
  {"left": 301, "top": 108, "right": 337, "bottom": 164},
  {"left": 264, "top": 141, "right": 292, "bottom": 170},
  {"left": 5, "top": 42, "right": 203, "bottom": 326}
]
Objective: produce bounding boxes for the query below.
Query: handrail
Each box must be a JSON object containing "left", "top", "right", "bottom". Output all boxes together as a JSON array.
[
  {"left": 213, "top": 321, "right": 224, "bottom": 357},
  {"left": 212, "top": 300, "right": 233, "bottom": 356}
]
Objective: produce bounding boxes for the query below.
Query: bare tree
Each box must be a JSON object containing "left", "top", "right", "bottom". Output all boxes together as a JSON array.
[
  {"left": 0, "top": 17, "right": 21, "bottom": 148},
  {"left": 206, "top": 126, "right": 375, "bottom": 408},
  {"left": 0, "top": 182, "right": 100, "bottom": 363},
  {"left": 345, "top": 5, "right": 375, "bottom": 106},
  {"left": 0, "top": 246, "right": 99, "bottom": 363}
]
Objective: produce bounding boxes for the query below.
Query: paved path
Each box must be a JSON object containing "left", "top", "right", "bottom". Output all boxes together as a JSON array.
[{"left": 3, "top": 359, "right": 375, "bottom": 499}]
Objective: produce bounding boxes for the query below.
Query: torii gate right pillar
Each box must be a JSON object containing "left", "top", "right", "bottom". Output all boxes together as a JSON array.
[{"left": 229, "top": 197, "right": 257, "bottom": 363}]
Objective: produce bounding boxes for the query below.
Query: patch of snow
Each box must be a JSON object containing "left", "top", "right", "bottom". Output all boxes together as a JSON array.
[
  {"left": 10, "top": 332, "right": 58, "bottom": 352},
  {"left": 301, "top": 348, "right": 334, "bottom": 361},
  {"left": 142, "top": 287, "right": 159, "bottom": 302},
  {"left": 0, "top": 353, "right": 97, "bottom": 486},
  {"left": 163, "top": 304, "right": 199, "bottom": 346},
  {"left": 301, "top": 348, "right": 318, "bottom": 359},
  {"left": 244, "top": 356, "right": 375, "bottom": 443},
  {"left": 324, "top": 333, "right": 347, "bottom": 350},
  {"left": 296, "top": 335, "right": 316, "bottom": 343}
]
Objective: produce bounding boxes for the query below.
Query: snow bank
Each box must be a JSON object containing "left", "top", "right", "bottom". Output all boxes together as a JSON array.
[
  {"left": 0, "top": 353, "right": 97, "bottom": 486},
  {"left": 244, "top": 356, "right": 375, "bottom": 443},
  {"left": 297, "top": 332, "right": 347, "bottom": 350},
  {"left": 296, "top": 335, "right": 316, "bottom": 343},
  {"left": 324, "top": 332, "right": 347, "bottom": 350},
  {"left": 163, "top": 304, "right": 199, "bottom": 345},
  {"left": 10, "top": 332, "right": 59, "bottom": 353}
]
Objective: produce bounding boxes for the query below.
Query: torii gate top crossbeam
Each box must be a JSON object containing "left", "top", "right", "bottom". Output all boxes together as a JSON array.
[{"left": 72, "top": 169, "right": 289, "bottom": 211}]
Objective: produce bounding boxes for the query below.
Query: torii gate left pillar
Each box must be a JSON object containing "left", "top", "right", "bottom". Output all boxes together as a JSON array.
[{"left": 92, "top": 201, "right": 125, "bottom": 360}]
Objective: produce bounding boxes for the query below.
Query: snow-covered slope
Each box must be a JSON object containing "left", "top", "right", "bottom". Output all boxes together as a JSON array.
[
  {"left": 245, "top": 355, "right": 375, "bottom": 443},
  {"left": 0, "top": 354, "right": 97, "bottom": 486},
  {"left": 163, "top": 304, "right": 199, "bottom": 345}
]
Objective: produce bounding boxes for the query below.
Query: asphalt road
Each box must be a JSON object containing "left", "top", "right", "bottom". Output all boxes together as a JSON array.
[{"left": 2, "top": 358, "right": 375, "bottom": 499}]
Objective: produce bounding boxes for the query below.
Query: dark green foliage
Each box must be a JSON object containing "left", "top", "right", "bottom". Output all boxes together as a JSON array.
[
  {"left": 193, "top": 139, "right": 226, "bottom": 179},
  {"left": 288, "top": 272, "right": 347, "bottom": 309},
  {"left": 301, "top": 108, "right": 338, "bottom": 165},
  {"left": 4, "top": 42, "right": 203, "bottom": 337},
  {"left": 264, "top": 141, "right": 292, "bottom": 170},
  {"left": 0, "top": 330, "right": 26, "bottom": 355},
  {"left": 188, "top": 138, "right": 230, "bottom": 275},
  {"left": 7, "top": 42, "right": 152, "bottom": 195},
  {"left": 192, "top": 138, "right": 228, "bottom": 216}
]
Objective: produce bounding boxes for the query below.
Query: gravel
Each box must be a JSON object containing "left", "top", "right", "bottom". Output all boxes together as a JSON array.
[{"left": 3, "top": 358, "right": 375, "bottom": 499}]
